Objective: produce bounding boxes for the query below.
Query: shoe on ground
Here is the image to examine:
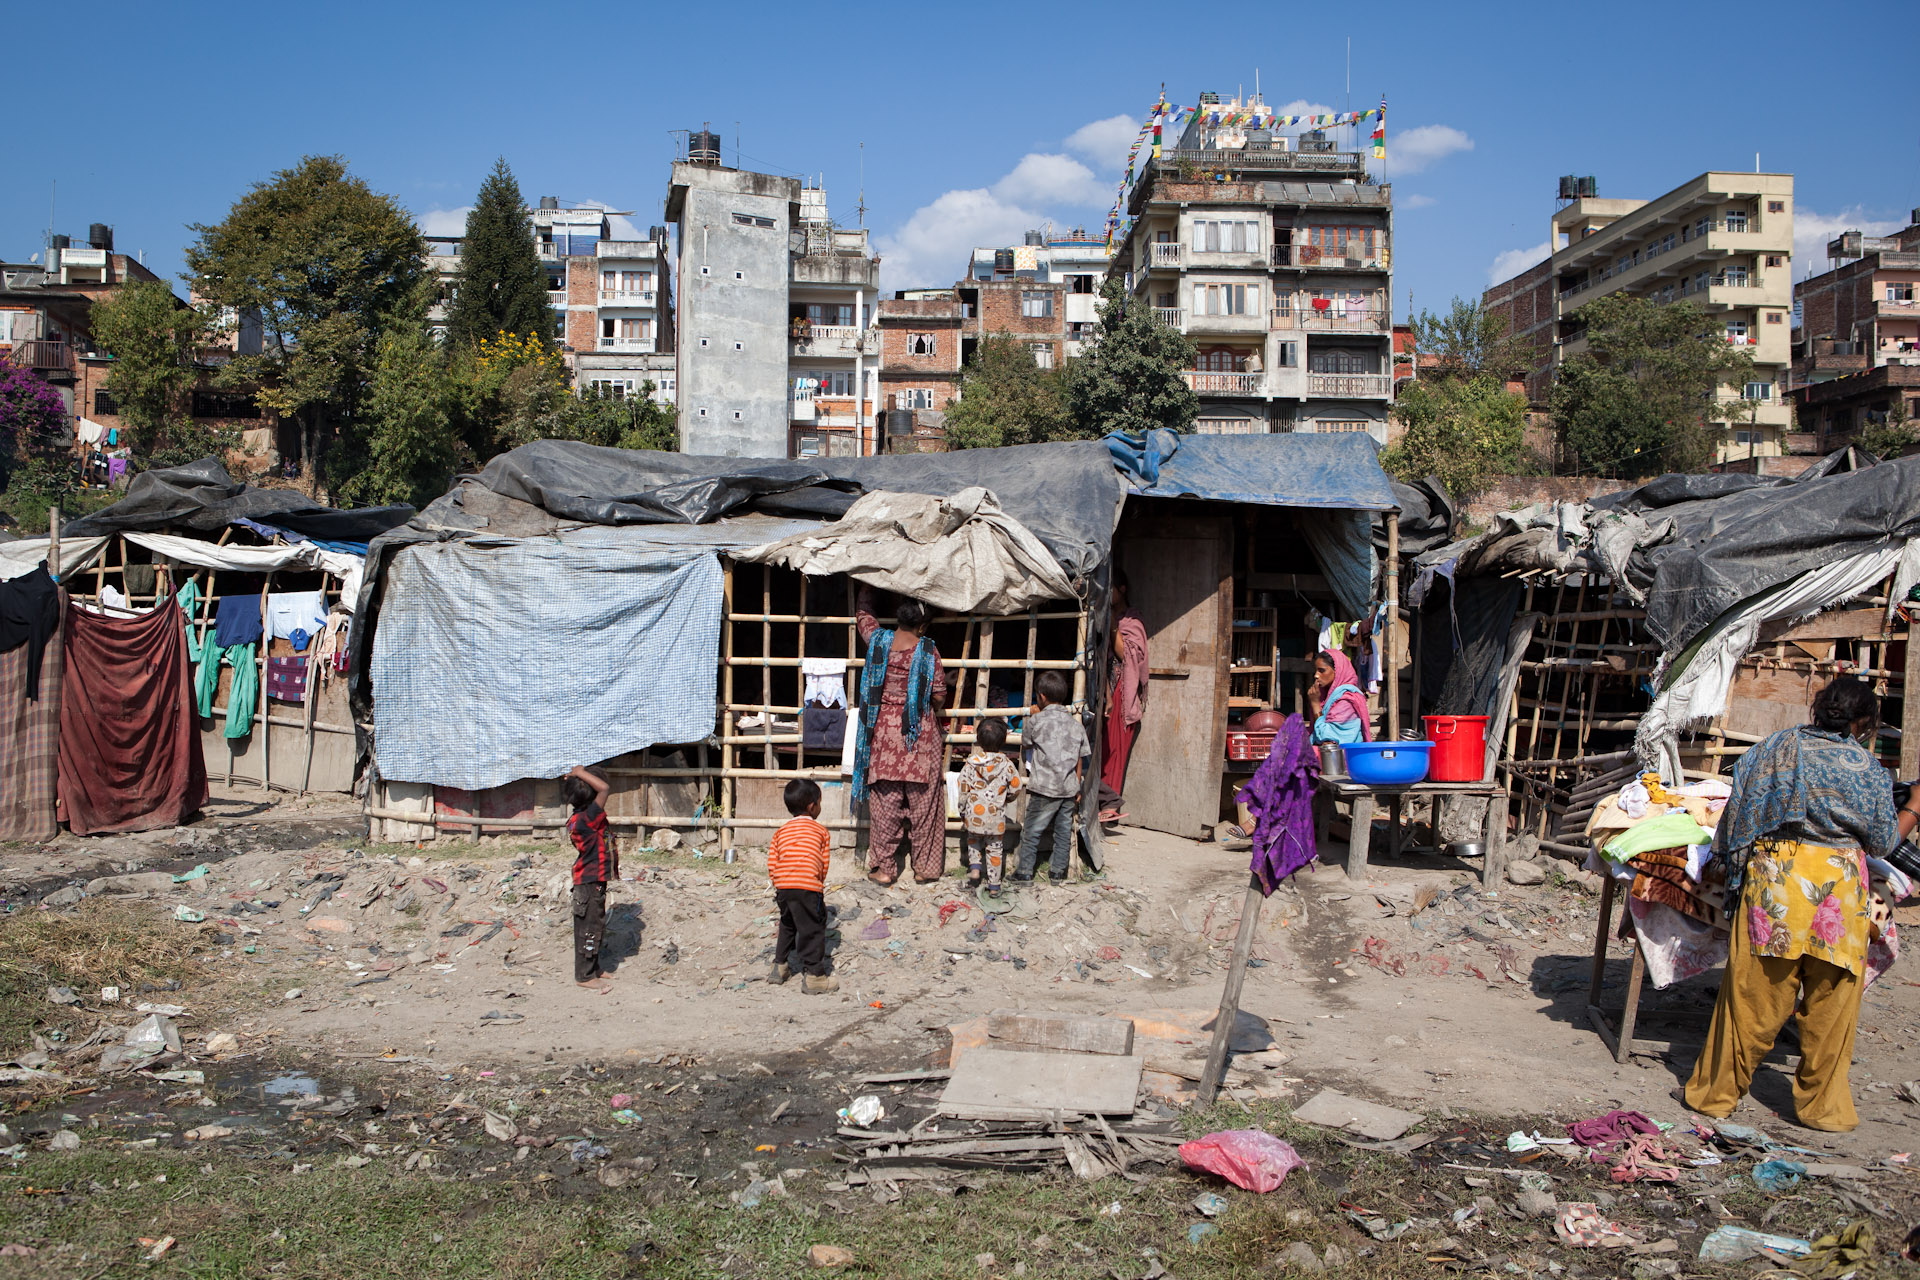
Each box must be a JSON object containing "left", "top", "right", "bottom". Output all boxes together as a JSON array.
[
  {"left": 1048, "top": 873, "right": 1068, "bottom": 883},
  {"left": 802, "top": 973, "right": 840, "bottom": 995},
  {"left": 768, "top": 962, "right": 792, "bottom": 985},
  {"left": 986, "top": 884, "right": 1003, "bottom": 899},
  {"left": 1009, "top": 873, "right": 1034, "bottom": 884}
]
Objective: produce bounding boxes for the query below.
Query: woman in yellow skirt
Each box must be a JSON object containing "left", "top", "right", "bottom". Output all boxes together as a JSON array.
[{"left": 1683, "top": 677, "right": 1916, "bottom": 1132}]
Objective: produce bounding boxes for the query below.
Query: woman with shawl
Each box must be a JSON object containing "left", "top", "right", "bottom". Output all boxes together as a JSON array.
[
  {"left": 1682, "top": 677, "right": 1917, "bottom": 1132},
  {"left": 854, "top": 586, "right": 948, "bottom": 885},
  {"left": 1099, "top": 571, "right": 1149, "bottom": 824},
  {"left": 1306, "top": 649, "right": 1371, "bottom": 746}
]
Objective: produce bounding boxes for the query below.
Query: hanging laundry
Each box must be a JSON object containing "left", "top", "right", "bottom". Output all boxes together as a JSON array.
[
  {"left": 100, "top": 585, "right": 128, "bottom": 611},
  {"left": 266, "top": 656, "right": 308, "bottom": 704},
  {"left": 76, "top": 418, "right": 105, "bottom": 445},
  {"left": 122, "top": 563, "right": 158, "bottom": 597},
  {"left": 0, "top": 565, "right": 62, "bottom": 702},
  {"left": 213, "top": 591, "right": 263, "bottom": 648},
  {"left": 174, "top": 579, "right": 204, "bottom": 665},
  {"left": 0, "top": 593, "right": 61, "bottom": 840},
  {"left": 1328, "top": 620, "right": 1350, "bottom": 648},
  {"left": 195, "top": 643, "right": 258, "bottom": 738},
  {"left": 800, "top": 656, "right": 849, "bottom": 708},
  {"left": 802, "top": 705, "right": 847, "bottom": 750},
  {"left": 107, "top": 428, "right": 118, "bottom": 446},
  {"left": 265, "top": 590, "right": 326, "bottom": 643}
]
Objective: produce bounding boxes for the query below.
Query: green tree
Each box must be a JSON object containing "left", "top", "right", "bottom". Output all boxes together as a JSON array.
[
  {"left": 185, "top": 155, "right": 427, "bottom": 496},
  {"left": 338, "top": 325, "right": 459, "bottom": 510},
  {"left": 564, "top": 385, "right": 679, "bottom": 452},
  {"left": 1381, "top": 375, "right": 1527, "bottom": 505},
  {"left": 1062, "top": 276, "right": 1198, "bottom": 438},
  {"left": 88, "top": 279, "right": 219, "bottom": 461},
  {"left": 945, "top": 334, "right": 1072, "bottom": 450},
  {"left": 1409, "top": 297, "right": 1533, "bottom": 382},
  {"left": 1549, "top": 294, "right": 1756, "bottom": 477},
  {"left": 1860, "top": 396, "right": 1916, "bottom": 460},
  {"left": 446, "top": 159, "right": 555, "bottom": 351}
]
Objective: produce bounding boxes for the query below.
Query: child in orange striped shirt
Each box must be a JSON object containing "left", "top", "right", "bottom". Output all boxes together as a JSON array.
[{"left": 767, "top": 779, "right": 838, "bottom": 995}]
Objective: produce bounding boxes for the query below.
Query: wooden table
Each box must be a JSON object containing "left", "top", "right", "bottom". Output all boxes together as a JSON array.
[{"left": 1314, "top": 777, "right": 1508, "bottom": 886}]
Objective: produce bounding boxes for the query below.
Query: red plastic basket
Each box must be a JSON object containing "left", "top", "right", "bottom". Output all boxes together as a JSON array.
[{"left": 1226, "top": 729, "right": 1278, "bottom": 761}]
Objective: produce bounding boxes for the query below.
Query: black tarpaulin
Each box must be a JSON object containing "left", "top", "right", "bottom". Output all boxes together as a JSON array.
[{"left": 64, "top": 458, "right": 415, "bottom": 543}]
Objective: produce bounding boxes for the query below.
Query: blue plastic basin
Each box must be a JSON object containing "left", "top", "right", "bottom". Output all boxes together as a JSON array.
[{"left": 1342, "top": 740, "right": 1434, "bottom": 786}]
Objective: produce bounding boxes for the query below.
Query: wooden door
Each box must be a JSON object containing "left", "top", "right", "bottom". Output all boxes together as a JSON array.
[{"left": 1114, "top": 514, "right": 1231, "bottom": 839}]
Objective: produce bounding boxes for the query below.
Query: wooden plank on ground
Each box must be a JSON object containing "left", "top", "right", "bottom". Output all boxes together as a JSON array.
[
  {"left": 987, "top": 1010, "right": 1136, "bottom": 1057},
  {"left": 936, "top": 1048, "right": 1142, "bottom": 1121}
]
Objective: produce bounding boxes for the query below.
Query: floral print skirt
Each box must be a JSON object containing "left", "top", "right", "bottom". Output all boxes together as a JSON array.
[{"left": 1743, "top": 838, "right": 1870, "bottom": 977}]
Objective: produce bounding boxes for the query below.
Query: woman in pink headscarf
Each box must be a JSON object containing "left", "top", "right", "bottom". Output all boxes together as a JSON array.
[{"left": 1306, "top": 649, "right": 1372, "bottom": 746}]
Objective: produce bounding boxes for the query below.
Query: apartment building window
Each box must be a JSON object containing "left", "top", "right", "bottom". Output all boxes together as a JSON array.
[
  {"left": 896, "top": 389, "right": 936, "bottom": 409},
  {"left": 801, "top": 371, "right": 853, "bottom": 397},
  {"left": 907, "top": 332, "right": 936, "bottom": 356},
  {"left": 92, "top": 389, "right": 118, "bottom": 416},
  {"left": 601, "top": 318, "right": 651, "bottom": 345},
  {"left": 1890, "top": 284, "right": 1917, "bottom": 303},
  {"left": 731, "top": 212, "right": 774, "bottom": 228},
  {"left": 1733, "top": 429, "right": 1761, "bottom": 446},
  {"left": 1031, "top": 343, "right": 1054, "bottom": 369},
  {"left": 1659, "top": 285, "right": 1675, "bottom": 303},
  {"left": 1300, "top": 226, "right": 1378, "bottom": 260},
  {"left": 1693, "top": 271, "right": 1710, "bottom": 294},
  {"left": 1314, "top": 418, "right": 1373, "bottom": 433},
  {"left": 1192, "top": 219, "right": 1258, "bottom": 253},
  {"left": 1743, "top": 381, "right": 1774, "bottom": 401},
  {"left": 1617, "top": 256, "right": 1633, "bottom": 276},
  {"left": 1067, "top": 322, "right": 1095, "bottom": 340},
  {"left": 1198, "top": 284, "right": 1257, "bottom": 315},
  {"left": 1766, "top": 255, "right": 1785, "bottom": 269},
  {"left": 1197, "top": 349, "right": 1241, "bottom": 373},
  {"left": 548, "top": 272, "right": 564, "bottom": 291},
  {"left": 1726, "top": 320, "right": 1750, "bottom": 345},
  {"left": 1725, "top": 209, "right": 1749, "bottom": 232},
  {"left": 1275, "top": 341, "right": 1297, "bottom": 367},
  {"left": 588, "top": 378, "right": 637, "bottom": 399},
  {"left": 1766, "top": 311, "right": 1785, "bottom": 324},
  {"left": 1309, "top": 349, "right": 1372, "bottom": 374},
  {"left": 1021, "top": 290, "right": 1054, "bottom": 319},
  {"left": 1767, "top": 201, "right": 1785, "bottom": 214},
  {"left": 808, "top": 303, "right": 855, "bottom": 328},
  {"left": 1195, "top": 417, "right": 1258, "bottom": 435},
  {"left": 1694, "top": 217, "right": 1710, "bottom": 239},
  {"left": 602, "top": 269, "right": 616, "bottom": 291},
  {"left": 1068, "top": 274, "right": 1096, "bottom": 294},
  {"left": 1722, "top": 264, "right": 1749, "bottom": 287}
]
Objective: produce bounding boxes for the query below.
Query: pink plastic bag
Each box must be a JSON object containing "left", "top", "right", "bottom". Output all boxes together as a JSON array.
[{"left": 1178, "top": 1128, "right": 1306, "bottom": 1193}]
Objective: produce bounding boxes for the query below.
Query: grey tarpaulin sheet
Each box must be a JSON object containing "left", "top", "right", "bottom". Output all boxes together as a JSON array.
[
  {"left": 737, "top": 487, "right": 1078, "bottom": 614},
  {"left": 1135, "top": 432, "right": 1400, "bottom": 511},
  {"left": 370, "top": 530, "right": 723, "bottom": 790},
  {"left": 64, "top": 458, "right": 414, "bottom": 543}
]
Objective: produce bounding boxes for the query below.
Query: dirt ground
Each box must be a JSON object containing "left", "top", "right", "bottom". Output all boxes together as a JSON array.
[{"left": 5, "top": 787, "right": 1920, "bottom": 1276}]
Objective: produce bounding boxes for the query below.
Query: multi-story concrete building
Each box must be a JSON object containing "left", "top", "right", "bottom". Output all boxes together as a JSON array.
[
  {"left": 1484, "top": 171, "right": 1795, "bottom": 460},
  {"left": 964, "top": 231, "right": 1113, "bottom": 360},
  {"left": 1790, "top": 212, "right": 1920, "bottom": 452},
  {"left": 667, "top": 136, "right": 880, "bottom": 458},
  {"left": 1110, "top": 96, "right": 1395, "bottom": 440}
]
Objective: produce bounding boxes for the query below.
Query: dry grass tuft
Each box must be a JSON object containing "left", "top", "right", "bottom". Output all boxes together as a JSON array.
[{"left": 0, "top": 899, "right": 208, "bottom": 1052}]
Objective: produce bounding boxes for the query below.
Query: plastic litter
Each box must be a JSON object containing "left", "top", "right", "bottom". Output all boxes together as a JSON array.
[
  {"left": 1554, "top": 1202, "right": 1635, "bottom": 1249},
  {"left": 837, "top": 1095, "right": 885, "bottom": 1127},
  {"left": 568, "top": 1140, "right": 610, "bottom": 1162},
  {"left": 1192, "top": 1192, "right": 1228, "bottom": 1217},
  {"left": 1177, "top": 1129, "right": 1305, "bottom": 1193},
  {"left": 1187, "top": 1222, "right": 1217, "bottom": 1245},
  {"left": 860, "top": 918, "right": 891, "bottom": 940},
  {"left": 172, "top": 906, "right": 205, "bottom": 923},
  {"left": 172, "top": 864, "right": 210, "bottom": 883},
  {"left": 1506, "top": 1130, "right": 1540, "bottom": 1152},
  {"left": 124, "top": 1014, "right": 182, "bottom": 1054},
  {"left": 1696, "top": 1225, "right": 1811, "bottom": 1264},
  {"left": 48, "top": 1131, "right": 79, "bottom": 1152},
  {"left": 612, "top": 1109, "right": 640, "bottom": 1124},
  {"left": 99, "top": 986, "right": 120, "bottom": 1004},
  {"left": 1752, "top": 1158, "right": 1805, "bottom": 1193},
  {"left": 45, "top": 987, "right": 76, "bottom": 1006}
]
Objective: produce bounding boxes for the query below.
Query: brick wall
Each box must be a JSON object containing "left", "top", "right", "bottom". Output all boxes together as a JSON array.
[
  {"left": 968, "top": 280, "right": 1066, "bottom": 368},
  {"left": 1482, "top": 259, "right": 1557, "bottom": 405},
  {"left": 565, "top": 260, "right": 598, "bottom": 353}
]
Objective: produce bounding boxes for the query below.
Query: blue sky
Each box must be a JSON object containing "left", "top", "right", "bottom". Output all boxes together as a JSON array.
[{"left": 7, "top": 0, "right": 1911, "bottom": 322}]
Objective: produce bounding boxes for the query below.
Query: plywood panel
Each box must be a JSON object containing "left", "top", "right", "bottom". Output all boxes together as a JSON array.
[
  {"left": 1723, "top": 666, "right": 1814, "bottom": 741},
  {"left": 1115, "top": 516, "right": 1230, "bottom": 839},
  {"left": 937, "top": 1047, "right": 1142, "bottom": 1120}
]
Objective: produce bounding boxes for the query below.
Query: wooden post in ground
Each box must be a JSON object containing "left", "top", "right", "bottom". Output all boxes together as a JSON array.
[
  {"left": 1903, "top": 619, "right": 1920, "bottom": 780},
  {"left": 1197, "top": 872, "right": 1265, "bottom": 1105},
  {"left": 47, "top": 508, "right": 61, "bottom": 581},
  {"left": 1384, "top": 512, "right": 1400, "bottom": 739}
]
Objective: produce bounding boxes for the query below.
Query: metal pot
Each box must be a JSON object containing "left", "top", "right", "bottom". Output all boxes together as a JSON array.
[
  {"left": 1318, "top": 743, "right": 1347, "bottom": 779},
  {"left": 1447, "top": 840, "right": 1485, "bottom": 862}
]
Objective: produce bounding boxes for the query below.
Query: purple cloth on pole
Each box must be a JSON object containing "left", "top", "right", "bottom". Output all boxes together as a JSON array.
[{"left": 1235, "top": 714, "right": 1320, "bottom": 896}]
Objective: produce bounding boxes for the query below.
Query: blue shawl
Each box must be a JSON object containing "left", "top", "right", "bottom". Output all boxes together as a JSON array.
[
  {"left": 852, "top": 627, "right": 937, "bottom": 804},
  {"left": 1716, "top": 723, "right": 1898, "bottom": 909}
]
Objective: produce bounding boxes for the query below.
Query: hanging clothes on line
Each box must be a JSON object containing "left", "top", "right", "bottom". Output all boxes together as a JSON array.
[
  {"left": 196, "top": 643, "right": 258, "bottom": 737},
  {"left": 800, "top": 657, "right": 849, "bottom": 709},
  {"left": 213, "top": 588, "right": 264, "bottom": 648},
  {"left": 266, "top": 656, "right": 308, "bottom": 704},
  {"left": 0, "top": 565, "right": 61, "bottom": 701},
  {"left": 0, "top": 595, "right": 61, "bottom": 841},
  {"left": 265, "top": 591, "right": 326, "bottom": 643}
]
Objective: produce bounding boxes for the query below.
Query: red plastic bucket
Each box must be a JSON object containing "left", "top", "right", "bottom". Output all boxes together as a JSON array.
[{"left": 1422, "top": 715, "right": 1489, "bottom": 782}]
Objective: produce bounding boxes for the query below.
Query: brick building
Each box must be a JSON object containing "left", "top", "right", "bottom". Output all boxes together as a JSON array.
[
  {"left": 1483, "top": 171, "right": 1796, "bottom": 461},
  {"left": 874, "top": 293, "right": 962, "bottom": 450},
  {"left": 1790, "top": 212, "right": 1920, "bottom": 451}
]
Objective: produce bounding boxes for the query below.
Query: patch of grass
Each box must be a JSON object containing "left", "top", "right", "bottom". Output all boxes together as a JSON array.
[{"left": 0, "top": 901, "right": 208, "bottom": 1054}]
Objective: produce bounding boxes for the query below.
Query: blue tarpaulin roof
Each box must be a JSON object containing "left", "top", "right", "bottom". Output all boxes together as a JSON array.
[{"left": 1122, "top": 431, "right": 1400, "bottom": 512}]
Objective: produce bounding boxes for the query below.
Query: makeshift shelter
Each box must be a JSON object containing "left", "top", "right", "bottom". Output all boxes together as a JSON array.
[
  {"left": 1409, "top": 451, "right": 1920, "bottom": 857},
  {"left": 0, "top": 460, "right": 413, "bottom": 827},
  {"left": 349, "top": 433, "right": 1409, "bottom": 850}
]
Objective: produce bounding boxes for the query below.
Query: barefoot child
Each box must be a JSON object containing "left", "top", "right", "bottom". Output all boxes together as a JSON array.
[
  {"left": 958, "top": 717, "right": 1021, "bottom": 896},
  {"left": 564, "top": 765, "right": 615, "bottom": 988},
  {"left": 767, "top": 779, "right": 839, "bottom": 994}
]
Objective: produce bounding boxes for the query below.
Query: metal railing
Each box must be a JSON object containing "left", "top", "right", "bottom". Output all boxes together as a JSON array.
[
  {"left": 1307, "top": 372, "right": 1391, "bottom": 397},
  {"left": 1291, "top": 245, "right": 1385, "bottom": 270},
  {"left": 1182, "top": 370, "right": 1263, "bottom": 395},
  {"left": 1297, "top": 307, "right": 1387, "bottom": 331}
]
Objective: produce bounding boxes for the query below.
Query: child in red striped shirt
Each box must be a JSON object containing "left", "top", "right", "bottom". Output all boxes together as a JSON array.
[
  {"left": 767, "top": 779, "right": 838, "bottom": 994},
  {"left": 563, "top": 765, "right": 614, "bottom": 990}
]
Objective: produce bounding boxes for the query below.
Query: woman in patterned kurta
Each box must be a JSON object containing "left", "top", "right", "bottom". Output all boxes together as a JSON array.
[
  {"left": 1683, "top": 677, "right": 1915, "bottom": 1131},
  {"left": 855, "top": 588, "right": 948, "bottom": 884}
]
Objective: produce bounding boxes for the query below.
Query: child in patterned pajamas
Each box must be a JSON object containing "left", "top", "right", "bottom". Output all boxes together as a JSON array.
[{"left": 957, "top": 717, "right": 1022, "bottom": 896}]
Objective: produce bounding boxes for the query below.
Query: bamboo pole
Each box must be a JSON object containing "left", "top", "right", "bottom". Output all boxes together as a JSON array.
[
  {"left": 1384, "top": 511, "right": 1400, "bottom": 739},
  {"left": 721, "top": 563, "right": 736, "bottom": 860},
  {"left": 761, "top": 568, "right": 775, "bottom": 770},
  {"left": 726, "top": 609, "right": 1082, "bottom": 624}
]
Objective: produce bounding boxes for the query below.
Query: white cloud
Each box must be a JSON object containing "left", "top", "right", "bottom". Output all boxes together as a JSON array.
[
  {"left": 417, "top": 206, "right": 471, "bottom": 237},
  {"left": 876, "top": 118, "right": 1128, "bottom": 290},
  {"left": 1487, "top": 239, "right": 1552, "bottom": 286},
  {"left": 1391, "top": 124, "right": 1473, "bottom": 174},
  {"left": 1272, "top": 99, "right": 1337, "bottom": 119},
  {"left": 992, "top": 154, "right": 1110, "bottom": 208},
  {"left": 1402, "top": 194, "right": 1436, "bottom": 210},
  {"left": 1792, "top": 205, "right": 1905, "bottom": 269},
  {"left": 1064, "top": 115, "right": 1140, "bottom": 167}
]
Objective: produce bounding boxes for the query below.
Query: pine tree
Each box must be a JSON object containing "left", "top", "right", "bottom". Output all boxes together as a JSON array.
[{"left": 447, "top": 159, "right": 555, "bottom": 350}]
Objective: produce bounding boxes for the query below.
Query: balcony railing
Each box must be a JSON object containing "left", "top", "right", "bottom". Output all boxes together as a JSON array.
[
  {"left": 1291, "top": 245, "right": 1385, "bottom": 270},
  {"left": 1147, "top": 243, "right": 1185, "bottom": 269},
  {"left": 1270, "top": 304, "right": 1294, "bottom": 328},
  {"left": 1297, "top": 306, "right": 1388, "bottom": 331},
  {"left": 4, "top": 340, "right": 70, "bottom": 372},
  {"left": 1881, "top": 297, "right": 1919, "bottom": 311},
  {"left": 1307, "top": 372, "right": 1391, "bottom": 398},
  {"left": 1153, "top": 307, "right": 1185, "bottom": 330},
  {"left": 600, "top": 289, "right": 657, "bottom": 305},
  {"left": 791, "top": 324, "right": 868, "bottom": 351},
  {"left": 597, "top": 338, "right": 655, "bottom": 353},
  {"left": 1182, "top": 370, "right": 1262, "bottom": 395}
]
